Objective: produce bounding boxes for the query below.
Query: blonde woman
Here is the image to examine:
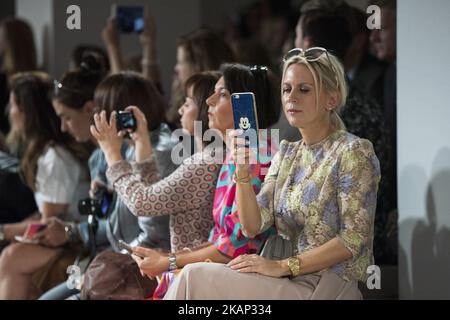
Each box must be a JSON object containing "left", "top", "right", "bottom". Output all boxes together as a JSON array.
[{"left": 164, "top": 47, "right": 380, "bottom": 300}]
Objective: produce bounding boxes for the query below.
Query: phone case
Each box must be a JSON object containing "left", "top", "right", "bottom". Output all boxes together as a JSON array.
[
  {"left": 231, "top": 92, "right": 259, "bottom": 148},
  {"left": 24, "top": 224, "right": 46, "bottom": 240},
  {"left": 113, "top": 5, "right": 144, "bottom": 34}
]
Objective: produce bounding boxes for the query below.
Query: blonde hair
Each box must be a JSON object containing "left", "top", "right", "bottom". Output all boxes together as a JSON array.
[{"left": 281, "top": 50, "right": 348, "bottom": 130}]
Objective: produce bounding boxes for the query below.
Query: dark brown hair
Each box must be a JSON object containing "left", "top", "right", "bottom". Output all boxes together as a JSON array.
[
  {"left": 9, "top": 72, "right": 91, "bottom": 190},
  {"left": 184, "top": 71, "right": 221, "bottom": 135},
  {"left": 94, "top": 72, "right": 167, "bottom": 131},
  {"left": 53, "top": 53, "right": 107, "bottom": 110},
  {"left": 220, "top": 63, "right": 280, "bottom": 129},
  {"left": 0, "top": 18, "right": 37, "bottom": 75}
]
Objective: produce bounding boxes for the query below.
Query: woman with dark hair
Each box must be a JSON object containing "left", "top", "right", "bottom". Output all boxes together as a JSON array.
[
  {"left": 38, "top": 71, "right": 180, "bottom": 300},
  {"left": 52, "top": 53, "right": 107, "bottom": 143},
  {"left": 39, "top": 71, "right": 220, "bottom": 300},
  {"left": 0, "top": 17, "right": 37, "bottom": 135},
  {"left": 92, "top": 71, "right": 221, "bottom": 257},
  {"left": 93, "top": 63, "right": 280, "bottom": 298},
  {"left": 165, "top": 48, "right": 380, "bottom": 300},
  {"left": 0, "top": 72, "right": 91, "bottom": 299},
  {"left": 179, "top": 71, "right": 221, "bottom": 149}
]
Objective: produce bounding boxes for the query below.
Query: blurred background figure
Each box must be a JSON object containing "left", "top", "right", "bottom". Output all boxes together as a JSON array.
[{"left": 0, "top": 17, "right": 37, "bottom": 135}]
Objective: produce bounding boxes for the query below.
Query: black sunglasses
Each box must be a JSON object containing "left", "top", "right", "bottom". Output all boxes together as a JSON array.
[{"left": 283, "top": 47, "right": 339, "bottom": 88}]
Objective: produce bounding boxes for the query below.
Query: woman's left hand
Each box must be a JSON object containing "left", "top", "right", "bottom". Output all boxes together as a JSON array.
[
  {"left": 130, "top": 246, "right": 170, "bottom": 279},
  {"left": 90, "top": 110, "right": 123, "bottom": 167},
  {"left": 227, "top": 254, "right": 289, "bottom": 278}
]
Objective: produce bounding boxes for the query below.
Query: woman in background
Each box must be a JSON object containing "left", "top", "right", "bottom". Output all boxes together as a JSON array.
[
  {"left": 0, "top": 18, "right": 37, "bottom": 134},
  {"left": 0, "top": 72, "right": 91, "bottom": 299}
]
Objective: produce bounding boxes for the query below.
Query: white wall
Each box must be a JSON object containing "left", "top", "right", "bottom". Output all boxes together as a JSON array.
[
  {"left": 52, "top": 0, "right": 202, "bottom": 93},
  {"left": 398, "top": 0, "right": 450, "bottom": 299}
]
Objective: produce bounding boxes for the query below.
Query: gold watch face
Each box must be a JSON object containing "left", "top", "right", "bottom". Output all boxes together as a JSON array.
[{"left": 288, "top": 256, "right": 301, "bottom": 277}]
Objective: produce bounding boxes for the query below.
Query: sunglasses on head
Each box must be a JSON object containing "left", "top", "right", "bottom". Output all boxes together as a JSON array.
[
  {"left": 250, "top": 65, "right": 268, "bottom": 73},
  {"left": 283, "top": 47, "right": 339, "bottom": 88}
]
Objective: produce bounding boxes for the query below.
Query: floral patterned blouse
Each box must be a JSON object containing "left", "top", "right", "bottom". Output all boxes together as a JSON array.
[{"left": 256, "top": 130, "right": 380, "bottom": 282}]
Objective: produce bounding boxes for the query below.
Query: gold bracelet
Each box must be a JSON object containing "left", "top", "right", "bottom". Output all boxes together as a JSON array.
[{"left": 233, "top": 172, "right": 251, "bottom": 184}]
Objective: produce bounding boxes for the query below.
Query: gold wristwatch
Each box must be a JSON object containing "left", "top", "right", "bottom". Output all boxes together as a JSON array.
[{"left": 287, "top": 256, "right": 301, "bottom": 277}]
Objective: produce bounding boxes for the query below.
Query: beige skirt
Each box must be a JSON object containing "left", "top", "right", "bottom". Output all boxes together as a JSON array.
[{"left": 163, "top": 262, "right": 362, "bottom": 300}]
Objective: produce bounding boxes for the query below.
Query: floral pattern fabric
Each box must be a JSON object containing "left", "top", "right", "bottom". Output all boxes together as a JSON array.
[{"left": 256, "top": 130, "right": 380, "bottom": 282}]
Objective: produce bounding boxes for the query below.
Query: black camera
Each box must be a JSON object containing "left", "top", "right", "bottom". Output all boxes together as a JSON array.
[
  {"left": 116, "top": 111, "right": 137, "bottom": 132},
  {"left": 78, "top": 187, "right": 112, "bottom": 218}
]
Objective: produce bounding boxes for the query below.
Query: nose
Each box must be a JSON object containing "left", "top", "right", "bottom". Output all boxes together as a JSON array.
[
  {"left": 178, "top": 105, "right": 184, "bottom": 116},
  {"left": 206, "top": 93, "right": 216, "bottom": 107},
  {"left": 286, "top": 89, "right": 298, "bottom": 103},
  {"left": 61, "top": 121, "right": 67, "bottom": 133}
]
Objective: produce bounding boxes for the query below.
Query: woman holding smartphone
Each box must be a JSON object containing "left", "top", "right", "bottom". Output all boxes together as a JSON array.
[
  {"left": 164, "top": 48, "right": 381, "bottom": 300},
  {"left": 0, "top": 72, "right": 92, "bottom": 299},
  {"left": 92, "top": 63, "right": 281, "bottom": 298}
]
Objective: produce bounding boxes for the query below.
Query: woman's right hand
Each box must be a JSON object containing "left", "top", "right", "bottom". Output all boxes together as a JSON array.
[
  {"left": 139, "top": 6, "right": 157, "bottom": 48},
  {"left": 91, "top": 111, "right": 123, "bottom": 167},
  {"left": 101, "top": 17, "right": 119, "bottom": 48},
  {"left": 228, "top": 129, "right": 252, "bottom": 178},
  {"left": 33, "top": 217, "right": 68, "bottom": 248}
]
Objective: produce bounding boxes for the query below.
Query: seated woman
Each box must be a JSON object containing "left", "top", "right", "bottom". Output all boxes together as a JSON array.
[
  {"left": 0, "top": 72, "right": 92, "bottom": 299},
  {"left": 163, "top": 48, "right": 381, "bottom": 300},
  {"left": 91, "top": 63, "right": 281, "bottom": 295},
  {"left": 93, "top": 71, "right": 221, "bottom": 255},
  {"left": 38, "top": 69, "right": 180, "bottom": 300}
]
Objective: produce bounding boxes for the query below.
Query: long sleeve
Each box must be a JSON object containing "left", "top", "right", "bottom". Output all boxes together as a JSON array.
[
  {"left": 336, "top": 139, "right": 380, "bottom": 268},
  {"left": 106, "top": 155, "right": 219, "bottom": 217}
]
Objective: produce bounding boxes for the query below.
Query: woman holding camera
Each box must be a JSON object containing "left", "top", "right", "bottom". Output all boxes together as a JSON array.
[
  {"left": 38, "top": 69, "right": 179, "bottom": 300},
  {"left": 164, "top": 48, "right": 380, "bottom": 300},
  {"left": 92, "top": 63, "right": 281, "bottom": 299}
]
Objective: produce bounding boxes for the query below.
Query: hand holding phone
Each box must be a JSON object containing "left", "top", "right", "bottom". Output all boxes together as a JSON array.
[
  {"left": 118, "top": 240, "right": 145, "bottom": 258},
  {"left": 15, "top": 223, "right": 47, "bottom": 244}
]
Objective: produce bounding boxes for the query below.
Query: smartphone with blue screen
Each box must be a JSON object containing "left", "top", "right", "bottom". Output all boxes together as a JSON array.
[
  {"left": 112, "top": 5, "right": 144, "bottom": 34},
  {"left": 231, "top": 92, "right": 259, "bottom": 149}
]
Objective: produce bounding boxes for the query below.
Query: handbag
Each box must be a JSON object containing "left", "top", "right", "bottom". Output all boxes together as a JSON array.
[
  {"left": 80, "top": 250, "right": 157, "bottom": 300},
  {"left": 258, "top": 234, "right": 294, "bottom": 260}
]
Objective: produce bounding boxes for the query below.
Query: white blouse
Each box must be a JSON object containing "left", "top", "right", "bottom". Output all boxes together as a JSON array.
[{"left": 34, "top": 145, "right": 89, "bottom": 221}]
